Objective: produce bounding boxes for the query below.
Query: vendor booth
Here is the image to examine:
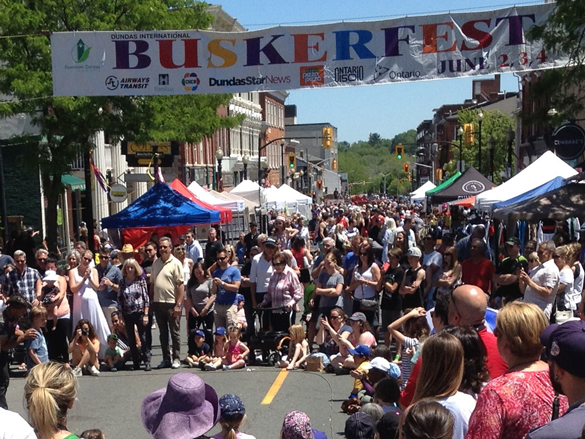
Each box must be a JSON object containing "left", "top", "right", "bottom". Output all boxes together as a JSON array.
[
  {"left": 230, "top": 179, "right": 264, "bottom": 206},
  {"left": 410, "top": 181, "right": 436, "bottom": 202},
  {"left": 428, "top": 167, "right": 492, "bottom": 204}
]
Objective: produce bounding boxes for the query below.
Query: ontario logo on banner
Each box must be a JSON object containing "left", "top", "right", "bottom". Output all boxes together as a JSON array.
[{"left": 51, "top": 3, "right": 562, "bottom": 97}]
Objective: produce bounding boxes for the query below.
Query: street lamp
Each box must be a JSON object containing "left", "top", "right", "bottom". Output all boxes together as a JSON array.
[
  {"left": 279, "top": 139, "right": 286, "bottom": 185},
  {"left": 242, "top": 154, "right": 250, "bottom": 180},
  {"left": 506, "top": 127, "right": 515, "bottom": 179},
  {"left": 215, "top": 148, "right": 224, "bottom": 190},
  {"left": 477, "top": 111, "right": 484, "bottom": 174},
  {"left": 488, "top": 137, "right": 496, "bottom": 182},
  {"left": 457, "top": 126, "right": 464, "bottom": 172}
]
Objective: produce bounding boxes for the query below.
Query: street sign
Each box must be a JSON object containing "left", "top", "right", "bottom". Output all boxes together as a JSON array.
[
  {"left": 552, "top": 123, "right": 585, "bottom": 161},
  {"left": 109, "top": 183, "right": 128, "bottom": 203},
  {"left": 121, "top": 140, "right": 179, "bottom": 167}
]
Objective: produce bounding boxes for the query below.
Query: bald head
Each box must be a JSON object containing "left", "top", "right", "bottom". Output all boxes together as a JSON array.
[{"left": 449, "top": 284, "right": 487, "bottom": 326}]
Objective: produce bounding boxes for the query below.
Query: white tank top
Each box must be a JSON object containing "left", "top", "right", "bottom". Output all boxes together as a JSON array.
[{"left": 355, "top": 263, "right": 376, "bottom": 300}]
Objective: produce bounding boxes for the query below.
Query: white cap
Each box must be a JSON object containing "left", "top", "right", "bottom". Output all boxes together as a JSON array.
[{"left": 43, "top": 270, "right": 58, "bottom": 282}]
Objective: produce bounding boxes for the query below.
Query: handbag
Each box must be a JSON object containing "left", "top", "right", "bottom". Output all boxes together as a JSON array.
[{"left": 359, "top": 297, "right": 379, "bottom": 311}]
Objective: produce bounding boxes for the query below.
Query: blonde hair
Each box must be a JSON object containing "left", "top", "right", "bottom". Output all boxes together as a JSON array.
[
  {"left": 220, "top": 414, "right": 247, "bottom": 439},
  {"left": 121, "top": 258, "right": 144, "bottom": 277},
  {"left": 496, "top": 301, "right": 548, "bottom": 358},
  {"left": 554, "top": 245, "right": 571, "bottom": 265},
  {"left": 527, "top": 252, "right": 540, "bottom": 265},
  {"left": 567, "top": 242, "right": 581, "bottom": 263},
  {"left": 224, "top": 244, "right": 237, "bottom": 263},
  {"left": 25, "top": 362, "right": 77, "bottom": 439},
  {"left": 412, "top": 333, "right": 464, "bottom": 404},
  {"left": 289, "top": 324, "right": 306, "bottom": 343}
]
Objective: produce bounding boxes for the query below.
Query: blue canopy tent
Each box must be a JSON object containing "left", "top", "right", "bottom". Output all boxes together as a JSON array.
[
  {"left": 102, "top": 182, "right": 221, "bottom": 229},
  {"left": 492, "top": 176, "right": 566, "bottom": 209}
]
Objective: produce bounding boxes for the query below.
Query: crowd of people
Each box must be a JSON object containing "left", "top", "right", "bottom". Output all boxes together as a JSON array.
[{"left": 1, "top": 197, "right": 585, "bottom": 438}]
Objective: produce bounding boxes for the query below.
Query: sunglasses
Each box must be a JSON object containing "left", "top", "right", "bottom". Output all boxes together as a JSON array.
[
  {"left": 159, "top": 245, "right": 169, "bottom": 250},
  {"left": 146, "top": 248, "right": 155, "bottom": 253},
  {"left": 100, "top": 255, "right": 110, "bottom": 259},
  {"left": 37, "top": 258, "right": 47, "bottom": 262},
  {"left": 273, "top": 262, "right": 285, "bottom": 266},
  {"left": 83, "top": 257, "right": 92, "bottom": 262},
  {"left": 217, "top": 256, "right": 227, "bottom": 261}
]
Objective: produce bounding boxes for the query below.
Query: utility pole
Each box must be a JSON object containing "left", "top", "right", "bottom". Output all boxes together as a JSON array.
[{"left": 83, "top": 149, "right": 95, "bottom": 252}]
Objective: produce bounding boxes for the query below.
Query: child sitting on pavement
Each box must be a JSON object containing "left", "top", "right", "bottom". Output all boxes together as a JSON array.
[
  {"left": 185, "top": 329, "right": 211, "bottom": 368},
  {"left": 277, "top": 324, "right": 309, "bottom": 370},
  {"left": 103, "top": 334, "right": 124, "bottom": 372},
  {"left": 203, "top": 327, "right": 228, "bottom": 370},
  {"left": 221, "top": 326, "right": 249, "bottom": 370},
  {"left": 342, "top": 345, "right": 371, "bottom": 413}
]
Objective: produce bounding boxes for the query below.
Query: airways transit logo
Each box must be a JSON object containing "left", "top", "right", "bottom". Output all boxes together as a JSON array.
[{"left": 182, "top": 73, "right": 200, "bottom": 91}]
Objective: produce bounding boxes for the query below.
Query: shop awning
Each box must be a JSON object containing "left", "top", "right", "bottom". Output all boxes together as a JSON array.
[
  {"left": 61, "top": 174, "right": 85, "bottom": 191},
  {"left": 425, "top": 171, "right": 461, "bottom": 195}
]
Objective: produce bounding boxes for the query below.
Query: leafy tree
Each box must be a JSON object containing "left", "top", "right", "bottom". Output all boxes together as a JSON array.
[
  {"left": 368, "top": 132, "right": 381, "bottom": 145},
  {"left": 0, "top": 0, "right": 242, "bottom": 251},
  {"left": 390, "top": 129, "right": 417, "bottom": 154},
  {"left": 443, "top": 109, "right": 514, "bottom": 184},
  {"left": 528, "top": 0, "right": 585, "bottom": 119}
]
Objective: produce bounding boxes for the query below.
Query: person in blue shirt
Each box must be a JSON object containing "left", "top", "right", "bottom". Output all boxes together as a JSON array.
[
  {"left": 26, "top": 306, "right": 49, "bottom": 370},
  {"left": 211, "top": 250, "right": 241, "bottom": 330}
]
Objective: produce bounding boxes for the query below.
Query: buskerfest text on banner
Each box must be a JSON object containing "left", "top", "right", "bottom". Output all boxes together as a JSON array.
[{"left": 51, "top": 3, "right": 562, "bottom": 97}]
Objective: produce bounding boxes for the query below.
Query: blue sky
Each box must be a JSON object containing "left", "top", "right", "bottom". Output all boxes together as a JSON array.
[{"left": 213, "top": 0, "right": 535, "bottom": 143}]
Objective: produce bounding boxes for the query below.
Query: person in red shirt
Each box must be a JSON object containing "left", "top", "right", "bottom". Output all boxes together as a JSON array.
[
  {"left": 461, "top": 239, "right": 495, "bottom": 294},
  {"left": 448, "top": 284, "right": 508, "bottom": 378}
]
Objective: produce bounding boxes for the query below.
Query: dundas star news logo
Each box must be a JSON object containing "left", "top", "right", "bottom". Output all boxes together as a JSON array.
[
  {"left": 72, "top": 39, "right": 91, "bottom": 63},
  {"left": 182, "top": 73, "right": 200, "bottom": 91}
]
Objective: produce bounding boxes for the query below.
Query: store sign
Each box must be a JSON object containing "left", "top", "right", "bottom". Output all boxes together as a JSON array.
[
  {"left": 121, "top": 140, "right": 179, "bottom": 167},
  {"left": 51, "top": 4, "right": 560, "bottom": 96},
  {"left": 109, "top": 183, "right": 128, "bottom": 203},
  {"left": 552, "top": 123, "right": 585, "bottom": 161}
]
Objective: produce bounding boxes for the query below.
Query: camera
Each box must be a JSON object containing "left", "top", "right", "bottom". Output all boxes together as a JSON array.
[
  {"left": 81, "top": 328, "right": 88, "bottom": 336},
  {"left": 42, "top": 294, "right": 56, "bottom": 306}
]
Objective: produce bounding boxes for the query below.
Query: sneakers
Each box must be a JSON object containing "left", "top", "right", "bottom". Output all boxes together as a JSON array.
[
  {"left": 171, "top": 359, "right": 181, "bottom": 369},
  {"left": 72, "top": 367, "right": 82, "bottom": 377},
  {"left": 156, "top": 360, "right": 171, "bottom": 369},
  {"left": 144, "top": 362, "right": 152, "bottom": 372},
  {"left": 110, "top": 367, "right": 118, "bottom": 372},
  {"left": 188, "top": 361, "right": 200, "bottom": 368},
  {"left": 89, "top": 365, "right": 100, "bottom": 376},
  {"left": 222, "top": 365, "right": 231, "bottom": 371},
  {"left": 205, "top": 364, "right": 217, "bottom": 371}
]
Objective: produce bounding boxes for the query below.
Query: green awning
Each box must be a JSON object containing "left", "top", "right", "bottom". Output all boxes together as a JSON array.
[
  {"left": 425, "top": 171, "right": 461, "bottom": 195},
  {"left": 61, "top": 174, "right": 85, "bottom": 191}
]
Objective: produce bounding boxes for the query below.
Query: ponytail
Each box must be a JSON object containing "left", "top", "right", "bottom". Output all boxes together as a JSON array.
[
  {"left": 25, "top": 362, "right": 77, "bottom": 439},
  {"left": 220, "top": 414, "right": 246, "bottom": 439}
]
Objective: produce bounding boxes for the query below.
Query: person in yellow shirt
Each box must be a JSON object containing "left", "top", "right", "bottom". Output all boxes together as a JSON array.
[{"left": 347, "top": 345, "right": 370, "bottom": 397}]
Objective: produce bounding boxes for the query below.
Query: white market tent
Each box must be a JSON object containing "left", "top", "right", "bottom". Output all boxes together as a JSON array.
[
  {"left": 211, "top": 189, "right": 256, "bottom": 212},
  {"left": 276, "top": 184, "right": 312, "bottom": 217},
  {"left": 410, "top": 181, "right": 437, "bottom": 202},
  {"left": 475, "top": 151, "right": 578, "bottom": 210},
  {"left": 230, "top": 179, "right": 264, "bottom": 206},
  {"left": 187, "top": 181, "right": 245, "bottom": 212}
]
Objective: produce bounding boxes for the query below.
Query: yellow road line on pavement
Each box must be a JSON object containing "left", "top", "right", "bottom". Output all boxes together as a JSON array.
[{"left": 261, "top": 369, "right": 289, "bottom": 405}]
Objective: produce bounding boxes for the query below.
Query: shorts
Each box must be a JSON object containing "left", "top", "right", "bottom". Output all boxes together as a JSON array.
[{"left": 381, "top": 309, "right": 402, "bottom": 331}]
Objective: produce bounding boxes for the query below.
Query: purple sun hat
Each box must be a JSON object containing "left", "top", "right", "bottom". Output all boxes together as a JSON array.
[{"left": 141, "top": 373, "right": 220, "bottom": 439}]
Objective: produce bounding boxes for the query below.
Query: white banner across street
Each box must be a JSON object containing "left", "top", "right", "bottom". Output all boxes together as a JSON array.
[{"left": 51, "top": 3, "right": 562, "bottom": 97}]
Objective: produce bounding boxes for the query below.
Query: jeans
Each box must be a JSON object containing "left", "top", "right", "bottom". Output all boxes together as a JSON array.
[
  {"left": 0, "top": 352, "right": 9, "bottom": 409},
  {"left": 153, "top": 302, "right": 181, "bottom": 362},
  {"left": 45, "top": 318, "right": 70, "bottom": 363},
  {"left": 123, "top": 311, "right": 151, "bottom": 368}
]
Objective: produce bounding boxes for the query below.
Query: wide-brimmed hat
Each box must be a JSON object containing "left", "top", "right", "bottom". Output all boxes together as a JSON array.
[
  {"left": 141, "top": 373, "right": 220, "bottom": 439},
  {"left": 121, "top": 244, "right": 134, "bottom": 254},
  {"left": 43, "top": 270, "right": 59, "bottom": 282}
]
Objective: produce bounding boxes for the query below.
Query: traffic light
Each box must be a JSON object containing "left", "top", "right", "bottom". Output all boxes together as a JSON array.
[
  {"left": 322, "top": 127, "right": 333, "bottom": 149},
  {"left": 435, "top": 168, "right": 443, "bottom": 181},
  {"left": 316, "top": 180, "right": 323, "bottom": 190},
  {"left": 331, "top": 158, "right": 337, "bottom": 170},
  {"left": 287, "top": 153, "right": 296, "bottom": 170},
  {"left": 403, "top": 163, "right": 410, "bottom": 174},
  {"left": 464, "top": 123, "right": 474, "bottom": 146},
  {"left": 396, "top": 144, "right": 404, "bottom": 160}
]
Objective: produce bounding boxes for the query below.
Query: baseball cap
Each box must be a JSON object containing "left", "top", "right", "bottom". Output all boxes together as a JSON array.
[
  {"left": 406, "top": 247, "right": 422, "bottom": 258},
  {"left": 194, "top": 330, "right": 205, "bottom": 338},
  {"left": 541, "top": 321, "right": 585, "bottom": 378},
  {"left": 236, "top": 294, "right": 245, "bottom": 302},
  {"left": 107, "top": 333, "right": 118, "bottom": 341},
  {"left": 362, "top": 357, "right": 391, "bottom": 374},
  {"left": 349, "top": 312, "right": 367, "bottom": 322},
  {"left": 264, "top": 238, "right": 278, "bottom": 248},
  {"left": 345, "top": 412, "right": 376, "bottom": 439},
  {"left": 505, "top": 237, "right": 520, "bottom": 246},
  {"left": 215, "top": 327, "right": 227, "bottom": 336},
  {"left": 219, "top": 394, "right": 245, "bottom": 420},
  {"left": 388, "top": 362, "right": 401, "bottom": 380},
  {"left": 348, "top": 345, "right": 371, "bottom": 358},
  {"left": 376, "top": 410, "right": 401, "bottom": 439}
]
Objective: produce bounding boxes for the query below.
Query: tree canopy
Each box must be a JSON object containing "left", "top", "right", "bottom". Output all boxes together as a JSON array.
[{"left": 0, "top": 0, "right": 242, "bottom": 250}]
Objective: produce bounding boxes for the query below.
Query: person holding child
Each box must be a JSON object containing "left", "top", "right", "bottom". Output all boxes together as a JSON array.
[
  {"left": 25, "top": 306, "right": 49, "bottom": 370},
  {"left": 42, "top": 259, "right": 70, "bottom": 363}
]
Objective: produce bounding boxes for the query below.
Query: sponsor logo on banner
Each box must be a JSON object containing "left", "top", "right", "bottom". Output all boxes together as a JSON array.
[
  {"left": 159, "top": 74, "right": 169, "bottom": 85},
  {"left": 105, "top": 76, "right": 119, "bottom": 90},
  {"left": 462, "top": 181, "right": 486, "bottom": 194},
  {"left": 105, "top": 76, "right": 149, "bottom": 90},
  {"left": 182, "top": 73, "right": 200, "bottom": 91},
  {"left": 300, "top": 66, "right": 324, "bottom": 86},
  {"left": 334, "top": 66, "right": 364, "bottom": 83},
  {"left": 64, "top": 38, "right": 101, "bottom": 71},
  {"left": 209, "top": 76, "right": 271, "bottom": 87}
]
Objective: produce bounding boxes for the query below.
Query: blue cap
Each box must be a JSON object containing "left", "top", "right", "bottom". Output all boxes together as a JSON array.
[
  {"left": 219, "top": 394, "right": 245, "bottom": 419},
  {"left": 388, "top": 362, "right": 401, "bottom": 380},
  {"left": 215, "top": 327, "right": 226, "bottom": 336},
  {"left": 348, "top": 345, "right": 370, "bottom": 358},
  {"left": 236, "top": 294, "right": 245, "bottom": 302},
  {"left": 194, "top": 330, "right": 205, "bottom": 338}
]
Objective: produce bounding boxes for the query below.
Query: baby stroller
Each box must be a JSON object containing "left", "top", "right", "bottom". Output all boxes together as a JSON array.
[{"left": 248, "top": 307, "right": 291, "bottom": 366}]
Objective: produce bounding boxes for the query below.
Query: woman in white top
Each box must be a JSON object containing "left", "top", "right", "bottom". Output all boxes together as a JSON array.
[
  {"left": 410, "top": 332, "right": 476, "bottom": 439},
  {"left": 553, "top": 245, "right": 575, "bottom": 323},
  {"left": 347, "top": 242, "right": 380, "bottom": 326},
  {"left": 69, "top": 250, "right": 109, "bottom": 357},
  {"left": 569, "top": 242, "right": 584, "bottom": 315},
  {"left": 173, "top": 245, "right": 193, "bottom": 286}
]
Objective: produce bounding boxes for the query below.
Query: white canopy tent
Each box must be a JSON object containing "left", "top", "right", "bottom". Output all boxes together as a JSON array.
[
  {"left": 410, "top": 181, "right": 437, "bottom": 202},
  {"left": 230, "top": 179, "right": 264, "bottom": 206},
  {"left": 475, "top": 151, "right": 578, "bottom": 210},
  {"left": 210, "top": 190, "right": 256, "bottom": 212},
  {"left": 274, "top": 184, "right": 312, "bottom": 217},
  {"left": 187, "top": 181, "right": 245, "bottom": 212}
]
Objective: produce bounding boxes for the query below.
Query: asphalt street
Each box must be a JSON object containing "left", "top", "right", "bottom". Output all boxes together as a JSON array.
[{"left": 5, "top": 329, "right": 352, "bottom": 439}]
